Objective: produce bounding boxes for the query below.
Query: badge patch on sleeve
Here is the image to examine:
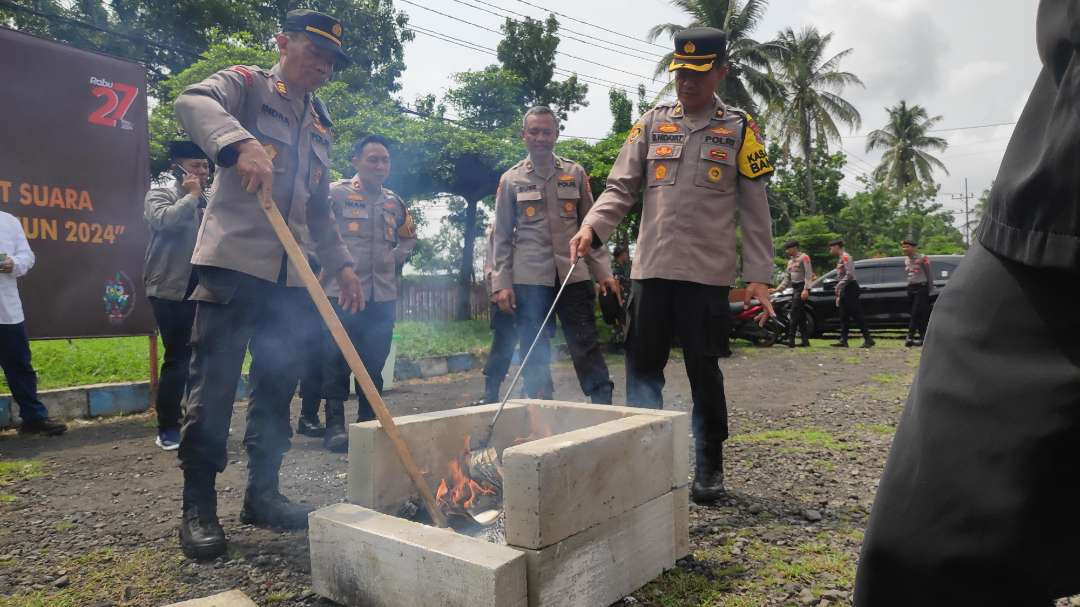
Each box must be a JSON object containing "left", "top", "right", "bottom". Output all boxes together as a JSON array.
[
  {"left": 627, "top": 122, "right": 643, "bottom": 144},
  {"left": 398, "top": 211, "right": 416, "bottom": 239},
  {"left": 737, "top": 114, "right": 773, "bottom": 179}
]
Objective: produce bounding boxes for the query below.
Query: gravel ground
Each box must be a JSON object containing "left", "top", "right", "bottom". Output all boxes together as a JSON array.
[{"left": 0, "top": 337, "right": 1005, "bottom": 606}]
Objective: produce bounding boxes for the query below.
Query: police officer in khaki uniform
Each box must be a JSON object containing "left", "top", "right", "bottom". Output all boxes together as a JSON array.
[
  {"left": 143, "top": 141, "right": 208, "bottom": 451},
  {"left": 828, "top": 239, "right": 874, "bottom": 348},
  {"left": 570, "top": 28, "right": 776, "bottom": 503},
  {"left": 900, "top": 238, "right": 931, "bottom": 347},
  {"left": 774, "top": 239, "right": 813, "bottom": 348},
  {"left": 321, "top": 135, "right": 416, "bottom": 452},
  {"left": 173, "top": 9, "right": 362, "bottom": 560},
  {"left": 492, "top": 106, "right": 619, "bottom": 404}
]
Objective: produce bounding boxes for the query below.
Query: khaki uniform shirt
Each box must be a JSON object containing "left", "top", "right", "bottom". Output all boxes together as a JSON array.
[
  {"left": 582, "top": 98, "right": 774, "bottom": 286},
  {"left": 492, "top": 155, "right": 612, "bottom": 291},
  {"left": 323, "top": 177, "right": 417, "bottom": 302},
  {"left": 905, "top": 253, "right": 931, "bottom": 285},
  {"left": 174, "top": 63, "right": 351, "bottom": 287},
  {"left": 835, "top": 252, "right": 857, "bottom": 290},
  {"left": 777, "top": 253, "right": 813, "bottom": 291},
  {"left": 484, "top": 226, "right": 497, "bottom": 297},
  {"left": 143, "top": 182, "right": 203, "bottom": 300}
]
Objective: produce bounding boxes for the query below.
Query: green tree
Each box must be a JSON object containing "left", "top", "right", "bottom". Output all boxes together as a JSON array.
[
  {"left": 766, "top": 142, "right": 847, "bottom": 234},
  {"left": 556, "top": 134, "right": 641, "bottom": 251},
  {"left": 609, "top": 89, "right": 634, "bottom": 134},
  {"left": 496, "top": 14, "right": 588, "bottom": 125},
  {"left": 647, "top": 0, "right": 783, "bottom": 113},
  {"left": 445, "top": 66, "right": 528, "bottom": 132},
  {"left": 865, "top": 100, "right": 948, "bottom": 190},
  {"left": 769, "top": 26, "right": 863, "bottom": 214}
]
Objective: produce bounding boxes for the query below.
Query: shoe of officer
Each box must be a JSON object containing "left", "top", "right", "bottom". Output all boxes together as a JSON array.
[
  {"left": 691, "top": 443, "right": 726, "bottom": 504},
  {"left": 156, "top": 427, "right": 181, "bottom": 451},
  {"left": 591, "top": 383, "right": 614, "bottom": 405},
  {"left": 483, "top": 376, "right": 502, "bottom": 405},
  {"left": 239, "top": 456, "right": 313, "bottom": 530},
  {"left": 831, "top": 339, "right": 849, "bottom": 348},
  {"left": 860, "top": 336, "right": 876, "bottom": 349},
  {"left": 798, "top": 338, "right": 811, "bottom": 348},
  {"left": 297, "top": 414, "right": 325, "bottom": 438},
  {"left": 783, "top": 336, "right": 797, "bottom": 348},
  {"left": 179, "top": 468, "right": 226, "bottom": 560},
  {"left": 18, "top": 417, "right": 68, "bottom": 436},
  {"left": 912, "top": 338, "right": 924, "bottom": 347},
  {"left": 904, "top": 337, "right": 915, "bottom": 347},
  {"left": 323, "top": 399, "right": 348, "bottom": 453}
]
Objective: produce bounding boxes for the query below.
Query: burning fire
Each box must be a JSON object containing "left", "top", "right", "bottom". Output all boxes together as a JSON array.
[{"left": 435, "top": 436, "right": 501, "bottom": 518}]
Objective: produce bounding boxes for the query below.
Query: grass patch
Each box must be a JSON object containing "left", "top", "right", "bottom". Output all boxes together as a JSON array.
[
  {"left": 730, "top": 428, "right": 856, "bottom": 451},
  {"left": 394, "top": 320, "right": 492, "bottom": 359},
  {"left": 0, "top": 460, "right": 44, "bottom": 486},
  {"left": 265, "top": 592, "right": 295, "bottom": 603},
  {"left": 0, "top": 548, "right": 187, "bottom": 607},
  {"left": 870, "top": 373, "right": 899, "bottom": 384},
  {"left": 0, "top": 494, "right": 15, "bottom": 504},
  {"left": 858, "top": 423, "right": 896, "bottom": 436},
  {"left": 635, "top": 568, "right": 729, "bottom": 607},
  {"left": 53, "top": 521, "right": 76, "bottom": 533}
]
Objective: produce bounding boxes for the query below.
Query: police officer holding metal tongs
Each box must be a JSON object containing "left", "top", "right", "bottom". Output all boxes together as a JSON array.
[{"left": 570, "top": 28, "right": 775, "bottom": 504}]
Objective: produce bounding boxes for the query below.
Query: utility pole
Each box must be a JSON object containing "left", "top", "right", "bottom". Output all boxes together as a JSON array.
[{"left": 952, "top": 178, "right": 975, "bottom": 246}]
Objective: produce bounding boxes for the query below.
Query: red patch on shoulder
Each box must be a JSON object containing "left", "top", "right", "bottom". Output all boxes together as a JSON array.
[{"left": 229, "top": 66, "right": 254, "bottom": 87}]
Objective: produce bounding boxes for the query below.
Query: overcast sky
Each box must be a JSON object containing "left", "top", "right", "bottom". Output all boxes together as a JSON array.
[{"left": 393, "top": 0, "right": 1041, "bottom": 239}]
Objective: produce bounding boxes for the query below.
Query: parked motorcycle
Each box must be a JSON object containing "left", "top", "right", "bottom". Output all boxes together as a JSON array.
[{"left": 729, "top": 299, "right": 785, "bottom": 348}]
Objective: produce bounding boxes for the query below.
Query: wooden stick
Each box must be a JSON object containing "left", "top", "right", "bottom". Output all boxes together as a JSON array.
[{"left": 258, "top": 190, "right": 448, "bottom": 528}]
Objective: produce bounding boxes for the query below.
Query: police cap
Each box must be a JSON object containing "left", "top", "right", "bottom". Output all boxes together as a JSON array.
[
  {"left": 168, "top": 141, "right": 206, "bottom": 160},
  {"left": 901, "top": 238, "right": 918, "bottom": 247},
  {"left": 669, "top": 27, "right": 727, "bottom": 73},
  {"left": 828, "top": 238, "right": 844, "bottom": 248},
  {"left": 783, "top": 239, "right": 799, "bottom": 250},
  {"left": 283, "top": 9, "right": 351, "bottom": 67}
]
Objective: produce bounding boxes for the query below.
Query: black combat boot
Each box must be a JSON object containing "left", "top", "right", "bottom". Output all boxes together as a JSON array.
[
  {"left": 240, "top": 456, "right": 313, "bottom": 530},
  {"left": 322, "top": 399, "right": 348, "bottom": 453},
  {"left": 179, "top": 468, "right": 226, "bottom": 560},
  {"left": 590, "top": 382, "right": 614, "bottom": 405},
  {"left": 483, "top": 375, "right": 502, "bottom": 405},
  {"left": 831, "top": 339, "right": 849, "bottom": 348},
  {"left": 799, "top": 335, "right": 811, "bottom": 347},
  {"left": 18, "top": 418, "right": 68, "bottom": 436},
  {"left": 691, "top": 443, "right": 726, "bottom": 504},
  {"left": 860, "top": 334, "right": 876, "bottom": 349}
]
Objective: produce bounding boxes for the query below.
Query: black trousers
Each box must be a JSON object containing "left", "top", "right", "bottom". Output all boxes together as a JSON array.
[
  {"left": 906, "top": 283, "right": 931, "bottom": 340},
  {"left": 856, "top": 241, "right": 1080, "bottom": 605},
  {"left": 838, "top": 281, "right": 870, "bottom": 341},
  {"left": 179, "top": 267, "right": 306, "bottom": 472},
  {"left": 149, "top": 297, "right": 196, "bottom": 432},
  {"left": 483, "top": 302, "right": 518, "bottom": 403},
  {"left": 298, "top": 296, "right": 324, "bottom": 419},
  {"left": 786, "top": 282, "right": 809, "bottom": 342},
  {"left": 626, "top": 279, "right": 730, "bottom": 446},
  {"left": 0, "top": 322, "right": 48, "bottom": 422},
  {"left": 322, "top": 299, "right": 395, "bottom": 422},
  {"left": 514, "top": 281, "right": 613, "bottom": 401}
]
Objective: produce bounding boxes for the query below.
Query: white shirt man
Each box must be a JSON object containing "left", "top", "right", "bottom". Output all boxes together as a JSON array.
[{"left": 0, "top": 211, "right": 66, "bottom": 435}]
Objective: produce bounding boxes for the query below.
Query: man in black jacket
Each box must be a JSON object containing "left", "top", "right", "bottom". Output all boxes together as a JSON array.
[{"left": 856, "top": 2, "right": 1080, "bottom": 604}]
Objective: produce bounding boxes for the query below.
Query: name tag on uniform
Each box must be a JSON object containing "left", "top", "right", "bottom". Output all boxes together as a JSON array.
[
  {"left": 344, "top": 206, "right": 368, "bottom": 219},
  {"left": 516, "top": 190, "right": 542, "bottom": 202},
  {"left": 648, "top": 144, "right": 684, "bottom": 160},
  {"left": 347, "top": 193, "right": 364, "bottom": 201}
]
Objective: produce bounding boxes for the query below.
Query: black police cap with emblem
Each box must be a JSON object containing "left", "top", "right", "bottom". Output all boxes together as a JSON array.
[
  {"left": 669, "top": 27, "right": 727, "bottom": 72},
  {"left": 168, "top": 141, "right": 207, "bottom": 160},
  {"left": 284, "top": 9, "right": 351, "bottom": 67},
  {"left": 783, "top": 240, "right": 800, "bottom": 250}
]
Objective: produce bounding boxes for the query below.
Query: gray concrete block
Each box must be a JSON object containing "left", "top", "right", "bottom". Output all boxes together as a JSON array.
[
  {"left": 446, "top": 353, "right": 477, "bottom": 374},
  {"left": 416, "top": 356, "right": 449, "bottom": 378},
  {"left": 0, "top": 396, "right": 11, "bottom": 427},
  {"left": 673, "top": 485, "right": 690, "bottom": 560},
  {"left": 348, "top": 403, "right": 530, "bottom": 512},
  {"left": 163, "top": 590, "right": 258, "bottom": 607},
  {"left": 33, "top": 388, "right": 88, "bottom": 421},
  {"left": 394, "top": 359, "right": 421, "bottom": 381},
  {"left": 502, "top": 414, "right": 674, "bottom": 549},
  {"left": 87, "top": 383, "right": 151, "bottom": 417},
  {"left": 518, "top": 492, "right": 676, "bottom": 607},
  {"left": 310, "top": 503, "right": 527, "bottom": 607}
]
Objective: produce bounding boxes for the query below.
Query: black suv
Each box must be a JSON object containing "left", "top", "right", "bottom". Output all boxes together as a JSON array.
[{"left": 771, "top": 255, "right": 964, "bottom": 337}]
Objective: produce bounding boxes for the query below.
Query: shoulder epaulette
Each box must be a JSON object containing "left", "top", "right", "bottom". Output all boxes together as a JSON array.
[{"left": 227, "top": 65, "right": 256, "bottom": 87}]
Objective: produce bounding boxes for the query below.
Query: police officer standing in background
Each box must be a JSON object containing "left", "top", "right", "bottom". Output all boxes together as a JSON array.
[
  {"left": 143, "top": 141, "right": 208, "bottom": 451},
  {"left": 570, "top": 28, "right": 776, "bottom": 503},
  {"left": 173, "top": 9, "right": 361, "bottom": 560},
  {"left": 492, "top": 106, "right": 618, "bottom": 404},
  {"left": 900, "top": 239, "right": 931, "bottom": 347},
  {"left": 320, "top": 135, "right": 416, "bottom": 452},
  {"left": 828, "top": 239, "right": 874, "bottom": 348},
  {"left": 773, "top": 240, "right": 812, "bottom": 348}
]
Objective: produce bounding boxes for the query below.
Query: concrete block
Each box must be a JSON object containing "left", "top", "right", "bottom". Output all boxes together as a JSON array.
[
  {"left": 348, "top": 403, "right": 530, "bottom": 512},
  {"left": 37, "top": 388, "right": 89, "bottom": 420},
  {"left": 417, "top": 356, "right": 449, "bottom": 378},
  {"left": 503, "top": 414, "right": 674, "bottom": 549},
  {"left": 0, "top": 396, "right": 11, "bottom": 427},
  {"left": 521, "top": 400, "right": 689, "bottom": 489},
  {"left": 518, "top": 492, "right": 676, "bottom": 607},
  {"left": 447, "top": 353, "right": 476, "bottom": 374},
  {"left": 394, "top": 359, "right": 421, "bottom": 381},
  {"left": 87, "top": 383, "right": 150, "bottom": 417},
  {"left": 310, "top": 503, "right": 527, "bottom": 607},
  {"left": 163, "top": 590, "right": 258, "bottom": 607},
  {"left": 673, "top": 485, "right": 690, "bottom": 559}
]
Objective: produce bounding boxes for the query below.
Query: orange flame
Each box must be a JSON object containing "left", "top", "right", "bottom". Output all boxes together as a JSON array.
[{"left": 435, "top": 436, "right": 501, "bottom": 517}]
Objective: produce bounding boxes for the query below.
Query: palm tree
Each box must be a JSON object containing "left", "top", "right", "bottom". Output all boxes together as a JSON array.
[
  {"left": 769, "top": 26, "right": 863, "bottom": 214},
  {"left": 648, "top": 0, "right": 783, "bottom": 113},
  {"left": 865, "top": 100, "right": 949, "bottom": 191}
]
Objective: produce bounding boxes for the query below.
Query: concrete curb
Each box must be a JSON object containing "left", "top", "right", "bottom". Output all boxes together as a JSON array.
[{"left": 0, "top": 345, "right": 574, "bottom": 428}]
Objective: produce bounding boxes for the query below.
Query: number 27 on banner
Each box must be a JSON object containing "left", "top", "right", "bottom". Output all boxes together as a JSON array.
[{"left": 88, "top": 77, "right": 138, "bottom": 130}]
